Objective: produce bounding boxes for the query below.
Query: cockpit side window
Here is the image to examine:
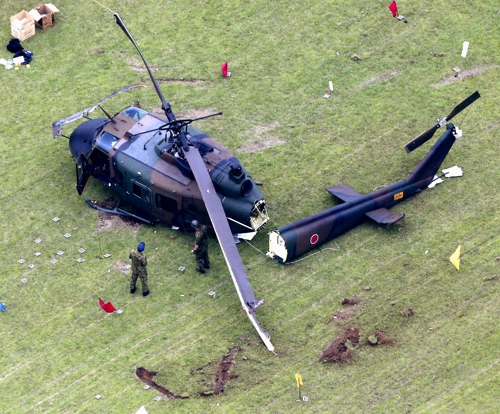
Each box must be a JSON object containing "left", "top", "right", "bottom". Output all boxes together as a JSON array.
[{"left": 97, "top": 132, "right": 119, "bottom": 153}]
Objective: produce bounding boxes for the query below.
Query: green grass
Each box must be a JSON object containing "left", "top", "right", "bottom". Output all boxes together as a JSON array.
[{"left": 1, "top": 0, "right": 499, "bottom": 412}]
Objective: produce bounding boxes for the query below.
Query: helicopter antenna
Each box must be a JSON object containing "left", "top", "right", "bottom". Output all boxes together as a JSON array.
[{"left": 98, "top": 104, "right": 116, "bottom": 123}]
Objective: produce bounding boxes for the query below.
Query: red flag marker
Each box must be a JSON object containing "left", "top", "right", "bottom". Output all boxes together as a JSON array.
[
  {"left": 221, "top": 62, "right": 228, "bottom": 78},
  {"left": 99, "top": 298, "right": 116, "bottom": 313},
  {"left": 388, "top": 1, "right": 398, "bottom": 17}
]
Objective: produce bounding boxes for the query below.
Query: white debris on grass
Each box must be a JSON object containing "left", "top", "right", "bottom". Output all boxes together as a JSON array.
[
  {"left": 443, "top": 165, "right": 463, "bottom": 177},
  {"left": 428, "top": 175, "right": 443, "bottom": 188}
]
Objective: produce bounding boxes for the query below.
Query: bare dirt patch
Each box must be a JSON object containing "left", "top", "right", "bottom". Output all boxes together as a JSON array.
[
  {"left": 400, "top": 307, "right": 414, "bottom": 318},
  {"left": 367, "top": 330, "right": 394, "bottom": 346},
  {"left": 239, "top": 122, "right": 285, "bottom": 153},
  {"left": 327, "top": 299, "right": 361, "bottom": 323},
  {"left": 359, "top": 71, "right": 398, "bottom": 88},
  {"left": 115, "top": 261, "right": 131, "bottom": 274},
  {"left": 176, "top": 108, "right": 219, "bottom": 120},
  {"left": 135, "top": 367, "right": 185, "bottom": 399},
  {"left": 341, "top": 298, "right": 360, "bottom": 306},
  {"left": 95, "top": 199, "right": 143, "bottom": 234},
  {"left": 194, "top": 346, "right": 242, "bottom": 396},
  {"left": 318, "top": 327, "right": 360, "bottom": 363},
  {"left": 213, "top": 346, "right": 241, "bottom": 395},
  {"left": 435, "top": 65, "right": 497, "bottom": 87},
  {"left": 141, "top": 77, "right": 206, "bottom": 84}
]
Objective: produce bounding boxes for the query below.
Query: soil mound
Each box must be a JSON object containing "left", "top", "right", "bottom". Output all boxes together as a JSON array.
[{"left": 318, "top": 327, "right": 360, "bottom": 363}]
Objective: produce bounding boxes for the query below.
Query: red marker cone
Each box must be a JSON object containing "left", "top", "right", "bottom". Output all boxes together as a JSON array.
[
  {"left": 388, "top": 1, "right": 398, "bottom": 17},
  {"left": 221, "top": 62, "right": 228, "bottom": 78},
  {"left": 99, "top": 298, "right": 116, "bottom": 313}
]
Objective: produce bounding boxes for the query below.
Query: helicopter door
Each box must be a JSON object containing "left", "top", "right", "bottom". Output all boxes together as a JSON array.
[{"left": 75, "top": 152, "right": 91, "bottom": 195}]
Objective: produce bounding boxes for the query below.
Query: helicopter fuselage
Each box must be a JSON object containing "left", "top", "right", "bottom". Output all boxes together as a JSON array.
[{"left": 70, "top": 105, "right": 269, "bottom": 233}]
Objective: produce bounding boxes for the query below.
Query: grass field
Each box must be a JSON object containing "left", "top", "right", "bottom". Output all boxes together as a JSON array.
[{"left": 1, "top": 0, "right": 499, "bottom": 413}]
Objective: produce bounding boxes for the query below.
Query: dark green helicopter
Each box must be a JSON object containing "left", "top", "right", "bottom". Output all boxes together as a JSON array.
[{"left": 52, "top": 14, "right": 274, "bottom": 351}]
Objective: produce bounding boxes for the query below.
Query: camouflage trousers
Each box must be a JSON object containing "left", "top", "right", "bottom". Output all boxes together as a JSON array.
[
  {"left": 130, "top": 270, "right": 148, "bottom": 293},
  {"left": 195, "top": 249, "right": 210, "bottom": 269}
]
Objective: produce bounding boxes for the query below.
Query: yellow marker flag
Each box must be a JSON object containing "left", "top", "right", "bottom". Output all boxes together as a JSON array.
[
  {"left": 450, "top": 245, "right": 461, "bottom": 270},
  {"left": 295, "top": 373, "right": 303, "bottom": 388}
]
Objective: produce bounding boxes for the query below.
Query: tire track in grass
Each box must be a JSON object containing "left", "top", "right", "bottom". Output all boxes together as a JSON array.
[{"left": 423, "top": 358, "right": 500, "bottom": 412}]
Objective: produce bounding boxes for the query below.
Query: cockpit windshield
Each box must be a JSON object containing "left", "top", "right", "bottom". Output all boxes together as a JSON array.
[{"left": 123, "top": 107, "right": 148, "bottom": 120}]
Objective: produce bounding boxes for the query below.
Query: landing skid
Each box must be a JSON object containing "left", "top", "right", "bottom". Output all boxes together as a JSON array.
[{"left": 85, "top": 198, "right": 153, "bottom": 224}]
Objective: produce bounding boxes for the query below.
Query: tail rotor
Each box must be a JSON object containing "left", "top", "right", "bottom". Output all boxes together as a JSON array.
[{"left": 404, "top": 91, "right": 480, "bottom": 153}]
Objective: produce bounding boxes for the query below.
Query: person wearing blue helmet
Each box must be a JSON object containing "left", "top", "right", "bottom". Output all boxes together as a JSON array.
[{"left": 129, "top": 241, "right": 149, "bottom": 296}]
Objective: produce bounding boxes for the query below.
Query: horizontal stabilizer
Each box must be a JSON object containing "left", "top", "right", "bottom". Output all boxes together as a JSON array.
[
  {"left": 326, "top": 184, "right": 363, "bottom": 203},
  {"left": 365, "top": 208, "right": 405, "bottom": 225}
]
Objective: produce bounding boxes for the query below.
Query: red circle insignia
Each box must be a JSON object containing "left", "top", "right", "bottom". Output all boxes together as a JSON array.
[{"left": 310, "top": 234, "right": 319, "bottom": 244}]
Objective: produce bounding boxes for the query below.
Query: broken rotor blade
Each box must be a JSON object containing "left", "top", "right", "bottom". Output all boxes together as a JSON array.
[
  {"left": 446, "top": 90, "right": 480, "bottom": 121},
  {"left": 404, "top": 124, "right": 439, "bottom": 153},
  {"left": 51, "top": 85, "right": 153, "bottom": 138}
]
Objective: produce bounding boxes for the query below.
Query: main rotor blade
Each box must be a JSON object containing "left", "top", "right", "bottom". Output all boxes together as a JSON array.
[
  {"left": 114, "top": 13, "right": 176, "bottom": 123},
  {"left": 404, "top": 125, "right": 439, "bottom": 153},
  {"left": 446, "top": 90, "right": 480, "bottom": 120},
  {"left": 52, "top": 85, "right": 152, "bottom": 138},
  {"left": 183, "top": 147, "right": 274, "bottom": 351}
]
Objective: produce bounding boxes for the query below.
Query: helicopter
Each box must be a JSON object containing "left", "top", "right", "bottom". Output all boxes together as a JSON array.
[
  {"left": 267, "top": 91, "right": 480, "bottom": 263},
  {"left": 52, "top": 14, "right": 274, "bottom": 351}
]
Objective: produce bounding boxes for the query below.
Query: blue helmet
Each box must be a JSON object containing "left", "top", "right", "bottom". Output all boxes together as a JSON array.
[
  {"left": 191, "top": 220, "right": 200, "bottom": 229},
  {"left": 138, "top": 242, "right": 145, "bottom": 252}
]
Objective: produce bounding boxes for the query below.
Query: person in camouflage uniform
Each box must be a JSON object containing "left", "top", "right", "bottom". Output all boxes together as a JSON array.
[
  {"left": 192, "top": 220, "right": 210, "bottom": 274},
  {"left": 130, "top": 241, "right": 149, "bottom": 296}
]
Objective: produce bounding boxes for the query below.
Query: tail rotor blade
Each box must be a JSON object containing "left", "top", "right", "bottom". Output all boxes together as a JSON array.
[
  {"left": 404, "top": 91, "right": 480, "bottom": 154},
  {"left": 404, "top": 125, "right": 439, "bottom": 153},
  {"left": 446, "top": 91, "right": 480, "bottom": 121}
]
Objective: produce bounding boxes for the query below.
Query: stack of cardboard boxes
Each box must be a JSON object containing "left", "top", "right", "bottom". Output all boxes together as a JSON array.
[{"left": 9, "top": 4, "right": 59, "bottom": 41}]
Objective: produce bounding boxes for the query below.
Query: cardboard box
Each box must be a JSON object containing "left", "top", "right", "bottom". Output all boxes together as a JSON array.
[
  {"left": 10, "top": 10, "right": 36, "bottom": 41},
  {"left": 29, "top": 4, "right": 59, "bottom": 29}
]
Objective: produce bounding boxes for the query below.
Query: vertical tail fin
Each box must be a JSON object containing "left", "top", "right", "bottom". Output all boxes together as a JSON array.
[{"left": 407, "top": 123, "right": 456, "bottom": 184}]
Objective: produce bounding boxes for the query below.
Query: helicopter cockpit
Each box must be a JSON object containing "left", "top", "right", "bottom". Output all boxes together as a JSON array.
[{"left": 122, "top": 106, "right": 148, "bottom": 120}]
